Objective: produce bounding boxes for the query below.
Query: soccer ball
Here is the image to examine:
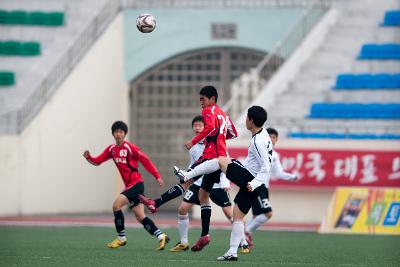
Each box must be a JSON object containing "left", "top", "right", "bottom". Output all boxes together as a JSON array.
[{"left": 136, "top": 14, "right": 156, "bottom": 33}]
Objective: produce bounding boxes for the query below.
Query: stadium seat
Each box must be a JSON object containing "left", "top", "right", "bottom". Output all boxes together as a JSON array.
[
  {"left": 334, "top": 73, "right": 400, "bottom": 89},
  {"left": 0, "top": 41, "right": 40, "bottom": 56},
  {"left": 381, "top": 10, "right": 400, "bottom": 26},
  {"left": 308, "top": 103, "right": 400, "bottom": 119},
  {"left": 0, "top": 10, "right": 64, "bottom": 26},
  {"left": 289, "top": 132, "right": 400, "bottom": 140},
  {"left": 359, "top": 44, "right": 400, "bottom": 60},
  {"left": 0, "top": 71, "right": 15, "bottom": 86}
]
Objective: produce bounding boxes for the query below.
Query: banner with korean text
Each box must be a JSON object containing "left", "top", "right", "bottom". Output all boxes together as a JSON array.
[
  {"left": 228, "top": 148, "right": 400, "bottom": 187},
  {"left": 319, "top": 187, "right": 400, "bottom": 235}
]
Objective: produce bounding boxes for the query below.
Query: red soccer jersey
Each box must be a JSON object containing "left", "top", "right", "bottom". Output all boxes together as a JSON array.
[
  {"left": 191, "top": 104, "right": 237, "bottom": 159},
  {"left": 86, "top": 141, "right": 161, "bottom": 190}
]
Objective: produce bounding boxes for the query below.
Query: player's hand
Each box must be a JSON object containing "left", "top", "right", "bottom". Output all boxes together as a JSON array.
[
  {"left": 223, "top": 187, "right": 229, "bottom": 192},
  {"left": 157, "top": 178, "right": 164, "bottom": 188},
  {"left": 83, "top": 150, "right": 90, "bottom": 159},
  {"left": 184, "top": 140, "right": 193, "bottom": 150},
  {"left": 247, "top": 183, "right": 253, "bottom": 192},
  {"left": 292, "top": 173, "right": 299, "bottom": 181}
]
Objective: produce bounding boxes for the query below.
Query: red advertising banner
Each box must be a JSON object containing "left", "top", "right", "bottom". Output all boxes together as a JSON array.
[{"left": 228, "top": 148, "right": 400, "bottom": 187}]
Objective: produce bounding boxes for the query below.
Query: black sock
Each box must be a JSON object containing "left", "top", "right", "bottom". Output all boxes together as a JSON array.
[
  {"left": 113, "top": 210, "right": 125, "bottom": 237},
  {"left": 200, "top": 205, "right": 211, "bottom": 237},
  {"left": 154, "top": 184, "right": 185, "bottom": 208},
  {"left": 141, "top": 217, "right": 162, "bottom": 238}
]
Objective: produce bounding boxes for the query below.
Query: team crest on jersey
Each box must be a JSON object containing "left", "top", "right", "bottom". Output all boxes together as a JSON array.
[{"left": 120, "top": 150, "right": 128, "bottom": 157}]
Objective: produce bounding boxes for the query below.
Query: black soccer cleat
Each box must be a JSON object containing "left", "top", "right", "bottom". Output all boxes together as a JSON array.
[
  {"left": 173, "top": 166, "right": 188, "bottom": 183},
  {"left": 217, "top": 254, "right": 238, "bottom": 261}
]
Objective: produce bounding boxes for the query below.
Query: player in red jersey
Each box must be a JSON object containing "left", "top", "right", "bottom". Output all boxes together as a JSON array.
[
  {"left": 83, "top": 121, "right": 169, "bottom": 250},
  {"left": 179, "top": 85, "right": 237, "bottom": 251},
  {"left": 140, "top": 86, "right": 237, "bottom": 251}
]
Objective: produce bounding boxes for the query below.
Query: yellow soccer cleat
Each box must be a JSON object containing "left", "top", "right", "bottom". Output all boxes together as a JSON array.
[
  {"left": 107, "top": 238, "right": 127, "bottom": 249},
  {"left": 156, "top": 234, "right": 170, "bottom": 251},
  {"left": 240, "top": 244, "right": 250, "bottom": 254},
  {"left": 169, "top": 242, "right": 189, "bottom": 252}
]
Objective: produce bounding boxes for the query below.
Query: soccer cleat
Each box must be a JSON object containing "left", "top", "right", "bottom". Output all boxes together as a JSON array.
[
  {"left": 240, "top": 244, "right": 250, "bottom": 254},
  {"left": 106, "top": 238, "right": 127, "bottom": 248},
  {"left": 245, "top": 231, "right": 254, "bottom": 248},
  {"left": 217, "top": 254, "right": 238, "bottom": 261},
  {"left": 169, "top": 242, "right": 189, "bottom": 252},
  {"left": 173, "top": 166, "right": 188, "bottom": 183},
  {"left": 156, "top": 234, "right": 170, "bottom": 251},
  {"left": 138, "top": 194, "right": 157, "bottom": 213},
  {"left": 190, "top": 234, "right": 210, "bottom": 252}
]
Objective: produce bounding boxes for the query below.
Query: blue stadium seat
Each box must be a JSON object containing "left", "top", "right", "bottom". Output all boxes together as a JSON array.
[
  {"left": 289, "top": 132, "right": 400, "bottom": 140},
  {"left": 382, "top": 10, "right": 400, "bottom": 26},
  {"left": 358, "top": 43, "right": 400, "bottom": 59},
  {"left": 308, "top": 103, "right": 400, "bottom": 119},
  {"left": 334, "top": 73, "right": 400, "bottom": 89}
]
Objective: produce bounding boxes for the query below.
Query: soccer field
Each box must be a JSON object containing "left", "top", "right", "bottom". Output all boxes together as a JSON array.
[{"left": 1, "top": 226, "right": 399, "bottom": 266}]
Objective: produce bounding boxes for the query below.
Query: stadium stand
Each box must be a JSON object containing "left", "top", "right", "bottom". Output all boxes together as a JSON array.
[
  {"left": 263, "top": 0, "right": 400, "bottom": 139},
  {"left": 0, "top": 10, "right": 64, "bottom": 26},
  {"left": 381, "top": 10, "right": 400, "bottom": 26},
  {"left": 334, "top": 73, "right": 400, "bottom": 89},
  {"left": 359, "top": 44, "right": 400, "bottom": 59},
  {"left": 0, "top": 41, "right": 40, "bottom": 56},
  {"left": 0, "top": 71, "right": 15, "bottom": 86}
]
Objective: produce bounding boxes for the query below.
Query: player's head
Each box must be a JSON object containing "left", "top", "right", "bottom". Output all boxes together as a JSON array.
[
  {"left": 246, "top": 106, "right": 267, "bottom": 129},
  {"left": 199, "top": 85, "right": 218, "bottom": 108},
  {"left": 192, "top": 115, "right": 204, "bottom": 135},
  {"left": 267, "top": 127, "right": 278, "bottom": 146},
  {"left": 111, "top": 121, "right": 128, "bottom": 143}
]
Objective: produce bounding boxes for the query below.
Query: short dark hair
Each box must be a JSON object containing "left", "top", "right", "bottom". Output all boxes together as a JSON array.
[
  {"left": 247, "top": 106, "right": 267, "bottom": 127},
  {"left": 192, "top": 115, "right": 204, "bottom": 127},
  {"left": 199, "top": 85, "right": 218, "bottom": 103},
  {"left": 111, "top": 121, "right": 128, "bottom": 134},
  {"left": 266, "top": 127, "right": 278, "bottom": 137}
]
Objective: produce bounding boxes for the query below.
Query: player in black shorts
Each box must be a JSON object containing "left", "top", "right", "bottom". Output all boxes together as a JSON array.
[{"left": 174, "top": 106, "right": 273, "bottom": 261}]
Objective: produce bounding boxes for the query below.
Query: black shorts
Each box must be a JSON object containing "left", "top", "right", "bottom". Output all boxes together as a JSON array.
[
  {"left": 183, "top": 184, "right": 232, "bottom": 207},
  {"left": 226, "top": 159, "right": 254, "bottom": 189},
  {"left": 251, "top": 185, "right": 272, "bottom": 215},
  {"left": 121, "top": 182, "right": 144, "bottom": 209},
  {"left": 234, "top": 186, "right": 263, "bottom": 214}
]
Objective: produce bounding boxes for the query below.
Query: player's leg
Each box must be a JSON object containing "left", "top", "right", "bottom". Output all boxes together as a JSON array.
[
  {"left": 190, "top": 171, "right": 220, "bottom": 252},
  {"left": 245, "top": 185, "right": 272, "bottom": 247},
  {"left": 174, "top": 158, "right": 220, "bottom": 182},
  {"left": 170, "top": 201, "right": 193, "bottom": 252},
  {"left": 217, "top": 203, "right": 247, "bottom": 261},
  {"left": 139, "top": 180, "right": 193, "bottom": 213},
  {"left": 132, "top": 204, "right": 170, "bottom": 251},
  {"left": 107, "top": 194, "right": 130, "bottom": 248}
]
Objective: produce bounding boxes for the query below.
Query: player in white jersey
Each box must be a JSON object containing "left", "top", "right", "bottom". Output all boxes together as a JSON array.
[
  {"left": 169, "top": 115, "right": 234, "bottom": 252},
  {"left": 242, "top": 127, "right": 298, "bottom": 249},
  {"left": 174, "top": 106, "right": 273, "bottom": 261}
]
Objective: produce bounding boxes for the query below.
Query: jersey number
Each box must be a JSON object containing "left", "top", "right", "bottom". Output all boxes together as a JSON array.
[
  {"left": 258, "top": 197, "right": 271, "bottom": 209},
  {"left": 183, "top": 190, "right": 194, "bottom": 201},
  {"left": 217, "top": 115, "right": 228, "bottom": 135}
]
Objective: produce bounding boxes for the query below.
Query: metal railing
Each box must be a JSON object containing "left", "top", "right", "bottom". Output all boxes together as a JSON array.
[
  {"left": 222, "top": 4, "right": 328, "bottom": 119},
  {"left": 0, "top": 0, "right": 120, "bottom": 134}
]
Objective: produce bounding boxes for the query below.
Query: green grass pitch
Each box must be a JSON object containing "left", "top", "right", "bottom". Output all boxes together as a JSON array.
[{"left": 1, "top": 226, "right": 399, "bottom": 266}]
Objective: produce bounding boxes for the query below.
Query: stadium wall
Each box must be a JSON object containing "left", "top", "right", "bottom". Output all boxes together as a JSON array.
[{"left": 0, "top": 14, "right": 128, "bottom": 215}]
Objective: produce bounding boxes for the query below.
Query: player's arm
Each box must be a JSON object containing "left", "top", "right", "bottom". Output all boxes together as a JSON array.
[
  {"left": 131, "top": 144, "right": 164, "bottom": 187},
  {"left": 83, "top": 146, "right": 111, "bottom": 166},
  {"left": 248, "top": 140, "right": 273, "bottom": 192},
  {"left": 226, "top": 116, "right": 238, "bottom": 140},
  {"left": 191, "top": 109, "right": 216, "bottom": 146},
  {"left": 271, "top": 151, "right": 298, "bottom": 181}
]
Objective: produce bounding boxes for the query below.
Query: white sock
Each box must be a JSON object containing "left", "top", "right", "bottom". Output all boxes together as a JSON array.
[
  {"left": 178, "top": 213, "right": 189, "bottom": 244},
  {"left": 240, "top": 229, "right": 248, "bottom": 247},
  {"left": 246, "top": 214, "right": 269, "bottom": 232},
  {"left": 186, "top": 158, "right": 219, "bottom": 179},
  {"left": 227, "top": 221, "right": 243, "bottom": 256},
  {"left": 117, "top": 232, "right": 126, "bottom": 242}
]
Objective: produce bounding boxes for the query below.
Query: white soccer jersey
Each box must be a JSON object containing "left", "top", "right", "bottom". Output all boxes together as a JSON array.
[
  {"left": 188, "top": 141, "right": 229, "bottom": 189},
  {"left": 243, "top": 128, "right": 273, "bottom": 191},
  {"left": 270, "top": 151, "right": 297, "bottom": 185}
]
